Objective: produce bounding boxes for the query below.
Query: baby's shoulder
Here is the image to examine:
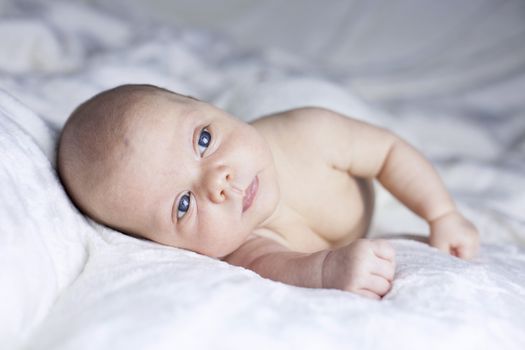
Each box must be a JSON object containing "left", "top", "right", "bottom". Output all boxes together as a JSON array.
[
  {"left": 251, "top": 106, "right": 344, "bottom": 143},
  {"left": 251, "top": 107, "right": 349, "bottom": 167},
  {"left": 251, "top": 105, "right": 337, "bottom": 126}
]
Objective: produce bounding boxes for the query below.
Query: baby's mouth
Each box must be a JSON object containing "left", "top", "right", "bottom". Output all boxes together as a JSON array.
[{"left": 242, "top": 176, "right": 259, "bottom": 213}]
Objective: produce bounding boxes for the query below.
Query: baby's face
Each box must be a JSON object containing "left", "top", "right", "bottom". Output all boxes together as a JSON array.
[{"left": 97, "top": 92, "right": 280, "bottom": 258}]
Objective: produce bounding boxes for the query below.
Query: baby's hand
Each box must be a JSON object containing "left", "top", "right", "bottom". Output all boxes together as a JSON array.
[
  {"left": 429, "top": 211, "right": 480, "bottom": 260},
  {"left": 321, "top": 239, "right": 396, "bottom": 300}
]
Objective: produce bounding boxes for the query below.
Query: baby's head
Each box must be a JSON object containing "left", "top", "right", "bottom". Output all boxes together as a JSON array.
[{"left": 58, "top": 84, "right": 279, "bottom": 258}]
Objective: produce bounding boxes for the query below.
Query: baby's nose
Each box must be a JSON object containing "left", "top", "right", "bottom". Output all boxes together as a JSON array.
[{"left": 204, "top": 165, "right": 236, "bottom": 203}]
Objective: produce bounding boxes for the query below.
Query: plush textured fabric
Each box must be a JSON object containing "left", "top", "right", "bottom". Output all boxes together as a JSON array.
[{"left": 1, "top": 1, "right": 524, "bottom": 349}]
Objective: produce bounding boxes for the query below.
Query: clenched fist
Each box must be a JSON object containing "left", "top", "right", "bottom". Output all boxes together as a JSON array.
[
  {"left": 429, "top": 210, "right": 480, "bottom": 260},
  {"left": 321, "top": 239, "right": 396, "bottom": 300}
]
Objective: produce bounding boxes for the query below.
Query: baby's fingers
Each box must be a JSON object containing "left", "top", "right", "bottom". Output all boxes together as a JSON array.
[
  {"left": 371, "top": 259, "right": 396, "bottom": 282},
  {"left": 372, "top": 239, "right": 396, "bottom": 262},
  {"left": 364, "top": 275, "right": 392, "bottom": 297},
  {"left": 353, "top": 275, "right": 392, "bottom": 300},
  {"left": 455, "top": 242, "right": 479, "bottom": 260}
]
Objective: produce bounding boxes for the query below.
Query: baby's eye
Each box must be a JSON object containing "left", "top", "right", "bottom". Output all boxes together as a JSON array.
[
  {"left": 177, "top": 192, "right": 191, "bottom": 220},
  {"left": 197, "top": 128, "right": 211, "bottom": 156}
]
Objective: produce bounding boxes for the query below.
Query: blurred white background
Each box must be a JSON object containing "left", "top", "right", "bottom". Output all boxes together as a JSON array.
[{"left": 78, "top": 0, "right": 525, "bottom": 107}]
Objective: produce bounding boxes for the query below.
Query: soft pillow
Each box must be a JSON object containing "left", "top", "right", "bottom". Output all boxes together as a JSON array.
[{"left": 0, "top": 90, "right": 90, "bottom": 348}]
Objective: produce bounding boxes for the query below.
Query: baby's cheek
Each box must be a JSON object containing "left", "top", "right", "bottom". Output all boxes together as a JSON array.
[{"left": 201, "top": 227, "right": 242, "bottom": 258}]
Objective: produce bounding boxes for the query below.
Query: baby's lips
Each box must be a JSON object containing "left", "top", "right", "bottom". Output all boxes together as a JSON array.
[{"left": 242, "top": 176, "right": 259, "bottom": 212}]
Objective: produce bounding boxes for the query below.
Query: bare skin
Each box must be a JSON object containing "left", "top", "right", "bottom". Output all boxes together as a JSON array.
[
  {"left": 226, "top": 107, "right": 479, "bottom": 299},
  {"left": 58, "top": 85, "right": 480, "bottom": 300}
]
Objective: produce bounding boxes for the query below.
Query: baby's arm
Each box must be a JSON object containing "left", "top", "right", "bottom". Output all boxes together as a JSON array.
[
  {"left": 284, "top": 107, "right": 479, "bottom": 259},
  {"left": 374, "top": 134, "right": 480, "bottom": 259},
  {"left": 223, "top": 234, "right": 395, "bottom": 299}
]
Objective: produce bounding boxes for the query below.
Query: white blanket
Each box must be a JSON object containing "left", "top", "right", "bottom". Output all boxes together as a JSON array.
[{"left": 1, "top": 1, "right": 525, "bottom": 349}]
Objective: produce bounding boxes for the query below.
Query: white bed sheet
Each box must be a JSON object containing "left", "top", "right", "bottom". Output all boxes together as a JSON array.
[{"left": 1, "top": 0, "right": 525, "bottom": 349}]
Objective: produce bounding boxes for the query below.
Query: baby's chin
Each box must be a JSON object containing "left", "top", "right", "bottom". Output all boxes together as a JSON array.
[
  {"left": 195, "top": 244, "right": 239, "bottom": 259},
  {"left": 141, "top": 225, "right": 251, "bottom": 259},
  {"left": 190, "top": 237, "right": 246, "bottom": 259}
]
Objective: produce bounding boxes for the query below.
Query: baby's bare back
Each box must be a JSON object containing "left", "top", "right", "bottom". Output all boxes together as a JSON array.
[{"left": 250, "top": 109, "right": 374, "bottom": 253}]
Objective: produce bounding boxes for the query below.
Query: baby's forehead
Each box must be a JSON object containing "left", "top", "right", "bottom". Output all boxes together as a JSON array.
[
  {"left": 130, "top": 91, "right": 195, "bottom": 121},
  {"left": 122, "top": 93, "right": 199, "bottom": 145}
]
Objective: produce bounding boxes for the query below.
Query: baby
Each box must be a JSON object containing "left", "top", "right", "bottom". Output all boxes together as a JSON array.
[{"left": 57, "top": 84, "right": 480, "bottom": 300}]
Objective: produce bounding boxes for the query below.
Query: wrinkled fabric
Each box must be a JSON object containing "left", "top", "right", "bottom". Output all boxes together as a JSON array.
[{"left": 0, "top": 1, "right": 524, "bottom": 349}]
